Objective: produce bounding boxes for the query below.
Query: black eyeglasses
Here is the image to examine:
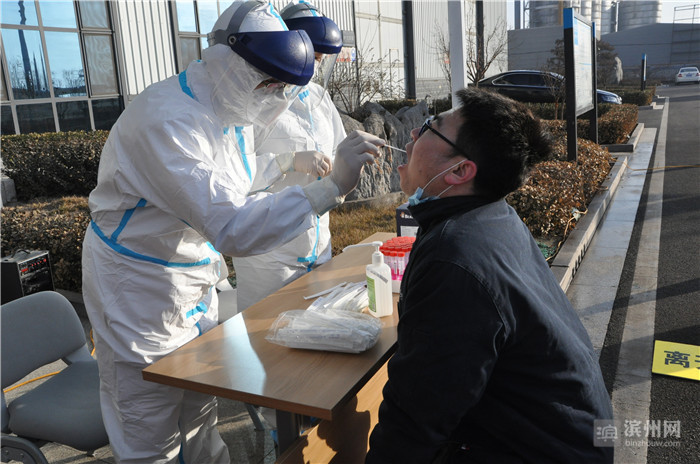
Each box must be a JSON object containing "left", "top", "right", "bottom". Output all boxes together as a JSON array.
[{"left": 418, "top": 117, "right": 469, "bottom": 158}]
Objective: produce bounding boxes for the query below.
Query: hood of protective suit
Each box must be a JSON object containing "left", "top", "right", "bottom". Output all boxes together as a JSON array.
[
  {"left": 202, "top": 44, "right": 269, "bottom": 127},
  {"left": 202, "top": 1, "right": 312, "bottom": 127}
]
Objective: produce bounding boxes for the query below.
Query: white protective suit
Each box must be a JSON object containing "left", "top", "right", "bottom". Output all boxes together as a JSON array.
[
  {"left": 81, "top": 3, "right": 339, "bottom": 463},
  {"left": 234, "top": 82, "right": 346, "bottom": 311}
]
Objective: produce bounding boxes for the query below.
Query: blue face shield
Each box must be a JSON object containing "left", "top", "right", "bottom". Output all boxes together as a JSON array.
[
  {"left": 208, "top": 1, "right": 315, "bottom": 86},
  {"left": 226, "top": 30, "right": 315, "bottom": 86},
  {"left": 284, "top": 16, "right": 343, "bottom": 55},
  {"left": 281, "top": 4, "right": 343, "bottom": 107}
]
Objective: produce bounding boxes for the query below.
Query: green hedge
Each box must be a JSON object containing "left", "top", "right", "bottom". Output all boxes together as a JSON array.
[
  {"left": 583, "top": 104, "right": 639, "bottom": 145},
  {"left": 1, "top": 131, "right": 107, "bottom": 201},
  {"left": 377, "top": 98, "right": 418, "bottom": 114},
  {"left": 536, "top": 104, "right": 639, "bottom": 145},
  {"left": 605, "top": 87, "right": 656, "bottom": 106},
  {"left": 507, "top": 134, "right": 614, "bottom": 238}
]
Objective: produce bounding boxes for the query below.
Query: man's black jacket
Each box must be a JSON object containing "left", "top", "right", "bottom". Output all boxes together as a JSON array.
[{"left": 366, "top": 197, "right": 613, "bottom": 463}]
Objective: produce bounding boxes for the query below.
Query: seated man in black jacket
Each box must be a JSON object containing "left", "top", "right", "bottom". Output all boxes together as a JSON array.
[{"left": 366, "top": 88, "right": 613, "bottom": 464}]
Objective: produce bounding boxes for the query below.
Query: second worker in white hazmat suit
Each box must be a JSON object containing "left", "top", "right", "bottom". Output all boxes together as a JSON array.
[
  {"left": 234, "top": 1, "right": 346, "bottom": 312},
  {"left": 81, "top": 1, "right": 384, "bottom": 462}
]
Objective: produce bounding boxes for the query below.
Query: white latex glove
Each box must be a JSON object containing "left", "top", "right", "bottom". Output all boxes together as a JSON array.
[
  {"left": 293, "top": 150, "right": 332, "bottom": 177},
  {"left": 330, "top": 130, "right": 385, "bottom": 195},
  {"left": 302, "top": 130, "right": 385, "bottom": 215}
]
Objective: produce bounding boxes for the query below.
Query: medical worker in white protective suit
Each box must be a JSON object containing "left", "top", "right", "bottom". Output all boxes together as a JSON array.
[
  {"left": 81, "top": 0, "right": 385, "bottom": 462},
  {"left": 234, "top": 1, "right": 346, "bottom": 312}
]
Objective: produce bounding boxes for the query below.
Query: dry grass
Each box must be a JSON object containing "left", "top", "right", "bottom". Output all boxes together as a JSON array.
[
  {"left": 223, "top": 199, "right": 404, "bottom": 285},
  {"left": 328, "top": 200, "right": 405, "bottom": 256}
]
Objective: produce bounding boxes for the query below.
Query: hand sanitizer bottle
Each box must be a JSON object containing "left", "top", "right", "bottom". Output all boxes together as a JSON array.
[
  {"left": 366, "top": 243, "right": 393, "bottom": 317},
  {"left": 343, "top": 241, "right": 393, "bottom": 317}
]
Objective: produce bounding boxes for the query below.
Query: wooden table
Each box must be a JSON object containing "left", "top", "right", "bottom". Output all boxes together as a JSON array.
[{"left": 143, "top": 232, "right": 398, "bottom": 453}]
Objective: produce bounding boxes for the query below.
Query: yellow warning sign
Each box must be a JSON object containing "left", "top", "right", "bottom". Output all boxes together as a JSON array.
[{"left": 652, "top": 340, "right": 700, "bottom": 381}]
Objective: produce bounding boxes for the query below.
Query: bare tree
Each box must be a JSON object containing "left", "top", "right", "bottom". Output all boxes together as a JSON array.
[
  {"left": 544, "top": 39, "right": 566, "bottom": 119},
  {"left": 327, "top": 45, "right": 382, "bottom": 114},
  {"left": 596, "top": 40, "right": 620, "bottom": 88},
  {"left": 466, "top": 14, "right": 508, "bottom": 85},
  {"left": 430, "top": 10, "right": 508, "bottom": 87},
  {"left": 547, "top": 38, "right": 619, "bottom": 88},
  {"left": 431, "top": 22, "right": 452, "bottom": 90},
  {"left": 328, "top": 44, "right": 405, "bottom": 113}
]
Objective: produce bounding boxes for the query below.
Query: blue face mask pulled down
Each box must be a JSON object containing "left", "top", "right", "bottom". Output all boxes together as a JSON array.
[{"left": 408, "top": 159, "right": 466, "bottom": 206}]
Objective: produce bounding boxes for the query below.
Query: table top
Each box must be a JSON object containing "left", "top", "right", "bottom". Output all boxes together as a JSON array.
[{"left": 143, "top": 232, "right": 398, "bottom": 421}]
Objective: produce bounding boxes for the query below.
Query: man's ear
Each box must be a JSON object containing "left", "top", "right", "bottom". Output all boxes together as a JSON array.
[{"left": 444, "top": 159, "right": 477, "bottom": 185}]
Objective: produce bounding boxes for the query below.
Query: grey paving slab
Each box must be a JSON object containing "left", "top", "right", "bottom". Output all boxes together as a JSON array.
[
  {"left": 615, "top": 182, "right": 645, "bottom": 198},
  {"left": 591, "top": 220, "right": 638, "bottom": 249},
  {"left": 567, "top": 283, "right": 618, "bottom": 356},
  {"left": 602, "top": 198, "right": 642, "bottom": 223},
  {"left": 568, "top": 245, "right": 628, "bottom": 287}
]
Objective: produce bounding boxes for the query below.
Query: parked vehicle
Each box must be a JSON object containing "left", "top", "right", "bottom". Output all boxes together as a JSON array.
[
  {"left": 674, "top": 67, "right": 700, "bottom": 85},
  {"left": 478, "top": 70, "right": 622, "bottom": 105}
]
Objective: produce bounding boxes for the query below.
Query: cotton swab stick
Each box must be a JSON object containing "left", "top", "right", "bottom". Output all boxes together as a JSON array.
[{"left": 383, "top": 144, "right": 407, "bottom": 153}]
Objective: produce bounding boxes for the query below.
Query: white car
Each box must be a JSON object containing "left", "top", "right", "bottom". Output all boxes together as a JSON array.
[{"left": 675, "top": 67, "right": 700, "bottom": 85}]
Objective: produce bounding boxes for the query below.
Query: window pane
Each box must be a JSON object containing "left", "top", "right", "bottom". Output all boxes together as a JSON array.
[
  {"left": 1, "top": 28, "right": 50, "bottom": 99},
  {"left": 176, "top": 0, "right": 197, "bottom": 32},
  {"left": 1, "top": 106, "right": 16, "bottom": 134},
  {"left": 45, "top": 31, "right": 86, "bottom": 97},
  {"left": 92, "top": 98, "right": 121, "bottom": 130},
  {"left": 79, "top": 1, "right": 109, "bottom": 29},
  {"left": 1, "top": 67, "right": 7, "bottom": 101},
  {"left": 180, "top": 37, "right": 200, "bottom": 66},
  {"left": 84, "top": 34, "right": 117, "bottom": 95},
  {"left": 1, "top": 1, "right": 39, "bottom": 26},
  {"left": 528, "top": 75, "right": 545, "bottom": 86},
  {"left": 198, "top": 1, "right": 218, "bottom": 36},
  {"left": 57, "top": 99, "right": 90, "bottom": 131},
  {"left": 16, "top": 103, "right": 55, "bottom": 133},
  {"left": 38, "top": 1, "right": 77, "bottom": 28}
]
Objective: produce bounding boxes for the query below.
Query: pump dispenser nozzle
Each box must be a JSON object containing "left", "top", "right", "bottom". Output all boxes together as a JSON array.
[{"left": 343, "top": 241, "right": 383, "bottom": 253}]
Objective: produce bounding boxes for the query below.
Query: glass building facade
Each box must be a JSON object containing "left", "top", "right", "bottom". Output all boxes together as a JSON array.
[
  {"left": 173, "top": 0, "right": 232, "bottom": 70},
  {"left": 1, "top": 0, "right": 122, "bottom": 133},
  {"left": 0, "top": 0, "right": 237, "bottom": 134}
]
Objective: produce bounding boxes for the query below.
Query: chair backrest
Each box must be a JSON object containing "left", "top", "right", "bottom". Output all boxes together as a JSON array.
[{"left": 1, "top": 291, "right": 90, "bottom": 389}]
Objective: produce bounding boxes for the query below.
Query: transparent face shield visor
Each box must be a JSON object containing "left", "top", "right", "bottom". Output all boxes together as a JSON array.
[
  {"left": 247, "top": 74, "right": 304, "bottom": 146},
  {"left": 249, "top": 77, "right": 303, "bottom": 127},
  {"left": 310, "top": 52, "right": 338, "bottom": 108}
]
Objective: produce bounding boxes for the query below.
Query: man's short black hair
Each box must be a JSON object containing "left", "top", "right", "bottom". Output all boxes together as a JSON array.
[{"left": 453, "top": 88, "right": 553, "bottom": 199}]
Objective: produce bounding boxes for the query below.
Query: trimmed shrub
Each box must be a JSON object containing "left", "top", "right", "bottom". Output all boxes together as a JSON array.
[
  {"left": 539, "top": 104, "right": 638, "bottom": 145},
  {"left": 432, "top": 97, "right": 452, "bottom": 114},
  {"left": 607, "top": 87, "right": 656, "bottom": 106},
  {"left": 579, "top": 104, "right": 638, "bottom": 144},
  {"left": 527, "top": 102, "right": 617, "bottom": 120},
  {"left": 377, "top": 99, "right": 418, "bottom": 114},
  {"left": 506, "top": 129, "right": 614, "bottom": 238},
  {"left": 1, "top": 196, "right": 91, "bottom": 292},
  {"left": 507, "top": 160, "right": 585, "bottom": 237},
  {"left": 1, "top": 130, "right": 107, "bottom": 201}
]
